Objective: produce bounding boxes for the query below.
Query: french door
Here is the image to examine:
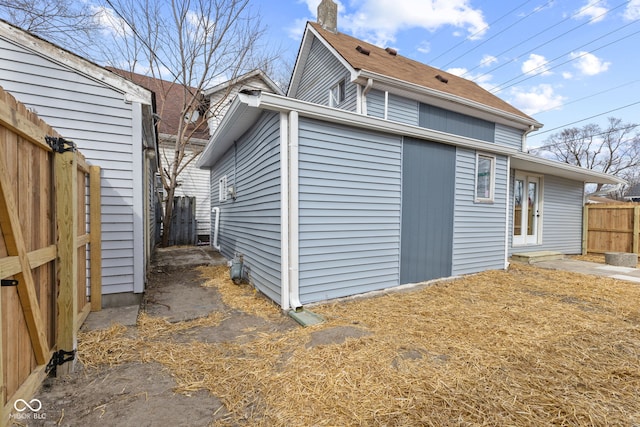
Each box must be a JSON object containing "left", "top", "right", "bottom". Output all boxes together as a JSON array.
[{"left": 513, "top": 174, "right": 541, "bottom": 246}]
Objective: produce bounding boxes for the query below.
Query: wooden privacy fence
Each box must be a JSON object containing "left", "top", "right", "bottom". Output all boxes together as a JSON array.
[
  {"left": 584, "top": 203, "right": 640, "bottom": 254},
  {"left": 0, "top": 87, "right": 101, "bottom": 426}
]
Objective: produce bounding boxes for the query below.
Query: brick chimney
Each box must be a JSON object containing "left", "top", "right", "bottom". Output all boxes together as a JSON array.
[{"left": 317, "top": 0, "right": 338, "bottom": 33}]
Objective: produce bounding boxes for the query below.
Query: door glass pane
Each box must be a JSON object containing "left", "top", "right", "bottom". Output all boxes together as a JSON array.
[
  {"left": 514, "top": 179, "right": 523, "bottom": 236},
  {"left": 527, "top": 181, "right": 537, "bottom": 236}
]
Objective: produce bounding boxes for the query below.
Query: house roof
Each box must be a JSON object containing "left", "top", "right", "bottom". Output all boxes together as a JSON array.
[
  {"left": 197, "top": 90, "right": 624, "bottom": 188},
  {"left": 204, "top": 69, "right": 283, "bottom": 97},
  {"left": 108, "top": 68, "right": 210, "bottom": 141},
  {"left": 624, "top": 182, "right": 640, "bottom": 198},
  {"left": 289, "top": 22, "right": 541, "bottom": 130},
  {"left": 0, "top": 19, "right": 152, "bottom": 105}
]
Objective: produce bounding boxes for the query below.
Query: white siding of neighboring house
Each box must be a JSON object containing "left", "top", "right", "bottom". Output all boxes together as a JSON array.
[
  {"left": 159, "top": 137, "right": 210, "bottom": 239},
  {"left": 0, "top": 34, "right": 149, "bottom": 296}
]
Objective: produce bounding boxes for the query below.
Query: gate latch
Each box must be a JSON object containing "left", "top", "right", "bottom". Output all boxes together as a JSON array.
[
  {"left": 45, "top": 136, "right": 76, "bottom": 154},
  {"left": 46, "top": 349, "right": 76, "bottom": 375},
  {"left": 1, "top": 279, "right": 17, "bottom": 287}
]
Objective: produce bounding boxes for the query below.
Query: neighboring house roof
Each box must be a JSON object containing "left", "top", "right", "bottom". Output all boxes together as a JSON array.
[
  {"left": 624, "top": 183, "right": 640, "bottom": 198},
  {"left": 108, "top": 68, "right": 210, "bottom": 141},
  {"left": 197, "top": 90, "right": 624, "bottom": 188},
  {"left": 289, "top": 22, "right": 541, "bottom": 130},
  {"left": 0, "top": 19, "right": 152, "bottom": 106},
  {"left": 204, "top": 69, "right": 283, "bottom": 97},
  {"left": 587, "top": 195, "right": 626, "bottom": 204}
]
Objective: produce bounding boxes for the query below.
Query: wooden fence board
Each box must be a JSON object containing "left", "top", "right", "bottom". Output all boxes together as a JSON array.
[{"left": 585, "top": 204, "right": 640, "bottom": 254}]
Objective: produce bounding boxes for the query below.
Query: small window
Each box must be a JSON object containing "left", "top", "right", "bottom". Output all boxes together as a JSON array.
[
  {"left": 475, "top": 154, "right": 495, "bottom": 203},
  {"left": 329, "top": 79, "right": 346, "bottom": 107},
  {"left": 218, "top": 175, "right": 227, "bottom": 202}
]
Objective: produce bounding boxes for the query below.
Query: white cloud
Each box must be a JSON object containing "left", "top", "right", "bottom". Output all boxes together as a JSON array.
[
  {"left": 287, "top": 18, "right": 309, "bottom": 41},
  {"left": 479, "top": 54, "right": 497, "bottom": 68},
  {"left": 522, "top": 54, "right": 552, "bottom": 76},
  {"left": 510, "top": 84, "right": 566, "bottom": 115},
  {"left": 417, "top": 41, "right": 431, "bottom": 54},
  {"left": 570, "top": 51, "right": 610, "bottom": 75},
  {"left": 574, "top": 0, "right": 609, "bottom": 23},
  {"left": 303, "top": 0, "right": 488, "bottom": 47},
  {"left": 562, "top": 71, "right": 574, "bottom": 79},
  {"left": 624, "top": 0, "right": 640, "bottom": 20},
  {"left": 447, "top": 67, "right": 494, "bottom": 89},
  {"left": 92, "top": 6, "right": 131, "bottom": 38}
]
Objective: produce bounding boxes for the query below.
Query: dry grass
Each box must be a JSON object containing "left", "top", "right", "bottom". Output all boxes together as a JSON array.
[{"left": 79, "top": 263, "right": 640, "bottom": 426}]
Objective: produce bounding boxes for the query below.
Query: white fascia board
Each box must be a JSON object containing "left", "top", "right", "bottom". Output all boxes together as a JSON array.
[
  {"left": 511, "top": 153, "right": 626, "bottom": 185},
  {"left": 204, "top": 69, "right": 284, "bottom": 97},
  {"left": 0, "top": 20, "right": 152, "bottom": 105},
  {"left": 287, "top": 25, "right": 315, "bottom": 98},
  {"left": 196, "top": 93, "right": 261, "bottom": 168},
  {"left": 354, "top": 70, "right": 542, "bottom": 132}
]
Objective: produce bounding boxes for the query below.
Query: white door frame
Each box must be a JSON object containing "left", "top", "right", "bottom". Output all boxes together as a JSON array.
[{"left": 513, "top": 172, "right": 542, "bottom": 246}]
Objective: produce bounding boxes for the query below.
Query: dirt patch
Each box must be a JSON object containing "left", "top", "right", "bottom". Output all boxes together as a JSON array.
[{"left": 20, "top": 260, "right": 640, "bottom": 427}]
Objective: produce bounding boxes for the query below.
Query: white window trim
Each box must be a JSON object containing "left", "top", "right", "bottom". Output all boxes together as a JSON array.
[
  {"left": 475, "top": 153, "right": 496, "bottom": 203},
  {"left": 218, "top": 175, "right": 227, "bottom": 202},
  {"left": 329, "top": 79, "right": 345, "bottom": 107}
]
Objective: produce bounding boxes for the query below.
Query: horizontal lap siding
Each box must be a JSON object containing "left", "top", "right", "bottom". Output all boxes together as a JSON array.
[
  {"left": 210, "top": 112, "right": 281, "bottom": 302},
  {"left": 298, "top": 118, "right": 402, "bottom": 304},
  {"left": 366, "top": 89, "right": 385, "bottom": 118},
  {"left": 495, "top": 124, "right": 523, "bottom": 150},
  {"left": 387, "top": 94, "right": 418, "bottom": 125},
  {"left": 294, "top": 38, "right": 356, "bottom": 111},
  {"left": 535, "top": 175, "right": 583, "bottom": 254},
  {"left": 0, "top": 37, "right": 140, "bottom": 295},
  {"left": 452, "top": 149, "right": 508, "bottom": 275}
]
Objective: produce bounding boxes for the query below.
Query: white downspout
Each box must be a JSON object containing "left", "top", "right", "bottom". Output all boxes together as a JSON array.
[
  {"left": 288, "top": 110, "right": 302, "bottom": 310},
  {"left": 521, "top": 124, "right": 536, "bottom": 152},
  {"left": 504, "top": 156, "right": 511, "bottom": 270},
  {"left": 211, "top": 207, "right": 221, "bottom": 251},
  {"left": 361, "top": 78, "right": 373, "bottom": 116},
  {"left": 280, "top": 112, "right": 290, "bottom": 310}
]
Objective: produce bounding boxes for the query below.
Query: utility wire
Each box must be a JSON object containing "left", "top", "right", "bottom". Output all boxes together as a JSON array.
[
  {"left": 428, "top": 0, "right": 535, "bottom": 64},
  {"left": 440, "top": 0, "right": 554, "bottom": 69},
  {"left": 464, "top": 0, "right": 619, "bottom": 80},
  {"left": 490, "top": 20, "right": 640, "bottom": 93},
  {"left": 531, "top": 124, "right": 639, "bottom": 150}
]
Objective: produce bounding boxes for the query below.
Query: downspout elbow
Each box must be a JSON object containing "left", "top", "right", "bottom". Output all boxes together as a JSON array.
[{"left": 522, "top": 125, "right": 536, "bottom": 152}]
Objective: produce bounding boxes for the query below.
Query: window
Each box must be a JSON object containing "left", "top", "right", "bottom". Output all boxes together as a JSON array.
[
  {"left": 218, "top": 175, "right": 227, "bottom": 202},
  {"left": 329, "top": 79, "right": 345, "bottom": 107},
  {"left": 475, "top": 154, "right": 495, "bottom": 203}
]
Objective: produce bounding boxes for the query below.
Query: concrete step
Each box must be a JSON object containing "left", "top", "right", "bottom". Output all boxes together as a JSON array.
[{"left": 511, "top": 251, "right": 564, "bottom": 264}]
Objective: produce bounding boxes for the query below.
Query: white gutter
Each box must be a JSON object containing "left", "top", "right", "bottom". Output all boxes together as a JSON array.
[
  {"left": 280, "top": 112, "right": 290, "bottom": 310},
  {"left": 504, "top": 156, "right": 511, "bottom": 270},
  {"left": 288, "top": 110, "right": 302, "bottom": 310},
  {"left": 211, "top": 207, "right": 221, "bottom": 251},
  {"left": 521, "top": 125, "right": 536, "bottom": 152}
]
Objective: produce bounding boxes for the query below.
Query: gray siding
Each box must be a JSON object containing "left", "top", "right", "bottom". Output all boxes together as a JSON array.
[
  {"left": 388, "top": 94, "right": 419, "bottom": 125},
  {"left": 294, "top": 37, "right": 357, "bottom": 112},
  {"left": 366, "top": 89, "right": 385, "bottom": 118},
  {"left": 508, "top": 174, "right": 584, "bottom": 254},
  {"left": 452, "top": 148, "right": 509, "bottom": 275},
  {"left": 495, "top": 124, "right": 523, "bottom": 150},
  {"left": 401, "top": 138, "right": 455, "bottom": 283},
  {"left": 209, "top": 112, "right": 281, "bottom": 302},
  {"left": 420, "top": 103, "right": 495, "bottom": 142},
  {"left": 0, "top": 36, "right": 143, "bottom": 295},
  {"left": 298, "top": 118, "right": 402, "bottom": 304}
]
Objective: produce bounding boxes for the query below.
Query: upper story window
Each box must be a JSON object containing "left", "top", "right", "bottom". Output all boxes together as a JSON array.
[
  {"left": 329, "top": 79, "right": 345, "bottom": 107},
  {"left": 475, "top": 153, "right": 495, "bottom": 203}
]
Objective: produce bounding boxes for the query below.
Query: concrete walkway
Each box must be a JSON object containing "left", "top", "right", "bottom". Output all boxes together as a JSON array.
[{"left": 533, "top": 258, "right": 640, "bottom": 284}]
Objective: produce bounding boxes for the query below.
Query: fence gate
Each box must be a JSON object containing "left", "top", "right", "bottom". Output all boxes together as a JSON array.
[
  {"left": 0, "top": 87, "right": 102, "bottom": 426},
  {"left": 168, "top": 196, "right": 197, "bottom": 245}
]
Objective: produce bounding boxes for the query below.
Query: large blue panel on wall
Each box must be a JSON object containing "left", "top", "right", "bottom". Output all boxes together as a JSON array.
[{"left": 400, "top": 137, "right": 455, "bottom": 284}]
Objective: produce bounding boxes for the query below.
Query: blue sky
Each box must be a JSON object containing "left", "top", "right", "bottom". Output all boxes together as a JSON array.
[{"left": 253, "top": 0, "right": 640, "bottom": 147}]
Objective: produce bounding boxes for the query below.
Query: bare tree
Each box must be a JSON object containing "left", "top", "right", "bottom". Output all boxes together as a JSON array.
[
  {"left": 96, "top": 0, "right": 276, "bottom": 246},
  {"left": 0, "top": 0, "right": 101, "bottom": 58},
  {"left": 532, "top": 117, "right": 640, "bottom": 192}
]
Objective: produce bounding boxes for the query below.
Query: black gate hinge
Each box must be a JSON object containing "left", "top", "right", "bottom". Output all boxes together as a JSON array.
[
  {"left": 1, "top": 279, "right": 17, "bottom": 287},
  {"left": 46, "top": 349, "right": 76, "bottom": 375},
  {"left": 45, "top": 136, "right": 76, "bottom": 154}
]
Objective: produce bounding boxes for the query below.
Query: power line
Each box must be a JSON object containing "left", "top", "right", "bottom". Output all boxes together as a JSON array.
[
  {"left": 464, "top": 0, "right": 619, "bottom": 81},
  {"left": 428, "top": 0, "right": 536, "bottom": 64},
  {"left": 440, "top": 0, "right": 554, "bottom": 70},
  {"left": 531, "top": 124, "right": 639, "bottom": 150},
  {"left": 490, "top": 20, "right": 640, "bottom": 93}
]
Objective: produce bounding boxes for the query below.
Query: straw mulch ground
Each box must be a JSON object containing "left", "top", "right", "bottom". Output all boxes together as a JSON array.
[{"left": 79, "top": 263, "right": 640, "bottom": 426}]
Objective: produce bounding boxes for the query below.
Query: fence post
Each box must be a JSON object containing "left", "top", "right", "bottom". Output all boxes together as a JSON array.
[
  {"left": 89, "top": 166, "right": 102, "bottom": 311},
  {"left": 634, "top": 206, "right": 640, "bottom": 254},
  {"left": 582, "top": 204, "right": 589, "bottom": 255},
  {"left": 55, "top": 149, "right": 78, "bottom": 375}
]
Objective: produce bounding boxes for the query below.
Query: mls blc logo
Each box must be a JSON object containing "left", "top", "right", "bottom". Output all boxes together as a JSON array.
[{"left": 12, "top": 398, "right": 46, "bottom": 420}]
